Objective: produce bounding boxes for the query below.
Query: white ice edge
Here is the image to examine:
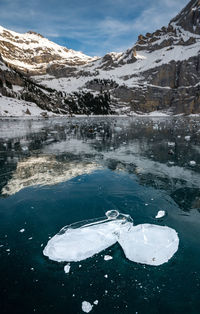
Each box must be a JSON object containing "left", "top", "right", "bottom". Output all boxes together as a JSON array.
[{"left": 43, "top": 211, "right": 179, "bottom": 266}]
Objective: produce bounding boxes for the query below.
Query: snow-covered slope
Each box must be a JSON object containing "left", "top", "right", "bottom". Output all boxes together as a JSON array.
[
  {"left": 30, "top": 0, "right": 200, "bottom": 114},
  {"left": 0, "top": 95, "right": 63, "bottom": 117},
  {"left": 0, "top": 25, "right": 97, "bottom": 75},
  {"left": 0, "top": 0, "right": 200, "bottom": 115}
]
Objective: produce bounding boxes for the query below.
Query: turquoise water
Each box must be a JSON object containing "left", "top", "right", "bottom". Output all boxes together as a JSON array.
[{"left": 0, "top": 117, "right": 200, "bottom": 314}]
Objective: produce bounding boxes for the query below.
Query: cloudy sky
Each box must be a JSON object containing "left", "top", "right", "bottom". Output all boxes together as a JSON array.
[{"left": 0, "top": 0, "right": 188, "bottom": 56}]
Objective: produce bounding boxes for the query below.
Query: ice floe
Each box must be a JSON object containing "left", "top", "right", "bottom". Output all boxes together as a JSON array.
[
  {"left": 104, "top": 255, "right": 113, "bottom": 261},
  {"left": 43, "top": 210, "right": 179, "bottom": 266},
  {"left": 43, "top": 210, "right": 131, "bottom": 262},
  {"left": 189, "top": 161, "right": 196, "bottom": 166},
  {"left": 185, "top": 136, "right": 191, "bottom": 141},
  {"left": 155, "top": 210, "right": 166, "bottom": 219},
  {"left": 82, "top": 301, "right": 93, "bottom": 313},
  {"left": 64, "top": 263, "right": 71, "bottom": 274},
  {"left": 118, "top": 224, "right": 179, "bottom": 266}
]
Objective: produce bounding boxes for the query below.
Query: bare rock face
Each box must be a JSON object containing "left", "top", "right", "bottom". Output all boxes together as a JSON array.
[
  {"left": 0, "top": 56, "right": 67, "bottom": 113},
  {"left": 82, "top": 0, "right": 200, "bottom": 114},
  {"left": 171, "top": 0, "right": 200, "bottom": 34}
]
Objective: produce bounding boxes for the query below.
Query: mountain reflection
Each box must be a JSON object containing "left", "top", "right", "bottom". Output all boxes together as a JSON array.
[
  {"left": 0, "top": 117, "right": 199, "bottom": 211},
  {"left": 2, "top": 156, "right": 98, "bottom": 196}
]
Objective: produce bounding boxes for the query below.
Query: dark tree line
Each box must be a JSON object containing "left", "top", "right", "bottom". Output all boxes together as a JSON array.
[{"left": 64, "top": 91, "right": 113, "bottom": 115}]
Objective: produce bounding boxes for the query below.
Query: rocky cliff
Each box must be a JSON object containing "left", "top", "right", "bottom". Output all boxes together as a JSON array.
[{"left": 0, "top": 0, "right": 200, "bottom": 115}]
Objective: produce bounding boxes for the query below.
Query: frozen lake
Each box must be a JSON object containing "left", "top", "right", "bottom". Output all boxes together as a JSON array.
[{"left": 0, "top": 116, "right": 200, "bottom": 313}]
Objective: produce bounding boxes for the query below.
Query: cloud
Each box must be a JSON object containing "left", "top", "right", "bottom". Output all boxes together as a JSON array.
[{"left": 0, "top": 0, "right": 189, "bottom": 56}]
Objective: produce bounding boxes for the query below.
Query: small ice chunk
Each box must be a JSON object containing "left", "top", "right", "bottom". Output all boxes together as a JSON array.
[
  {"left": 93, "top": 300, "right": 98, "bottom": 305},
  {"left": 114, "top": 126, "right": 122, "bottom": 132},
  {"left": 118, "top": 224, "right": 179, "bottom": 266},
  {"left": 106, "top": 210, "right": 119, "bottom": 219},
  {"left": 64, "top": 263, "right": 71, "bottom": 274},
  {"left": 155, "top": 211, "right": 166, "bottom": 219},
  {"left": 189, "top": 161, "right": 196, "bottom": 166},
  {"left": 104, "top": 274, "right": 108, "bottom": 278},
  {"left": 185, "top": 136, "right": 191, "bottom": 141},
  {"left": 104, "top": 255, "right": 113, "bottom": 261},
  {"left": 82, "top": 301, "right": 93, "bottom": 313},
  {"left": 19, "top": 229, "right": 25, "bottom": 233},
  {"left": 168, "top": 142, "right": 175, "bottom": 147}
]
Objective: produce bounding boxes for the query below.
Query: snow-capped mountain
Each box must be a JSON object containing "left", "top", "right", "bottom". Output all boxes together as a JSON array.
[
  {"left": 0, "top": 0, "right": 200, "bottom": 115},
  {"left": 0, "top": 26, "right": 96, "bottom": 75}
]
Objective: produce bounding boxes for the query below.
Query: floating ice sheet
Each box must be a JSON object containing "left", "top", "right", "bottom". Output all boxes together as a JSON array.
[
  {"left": 43, "top": 211, "right": 132, "bottom": 262},
  {"left": 118, "top": 224, "right": 179, "bottom": 266},
  {"left": 43, "top": 210, "right": 179, "bottom": 266}
]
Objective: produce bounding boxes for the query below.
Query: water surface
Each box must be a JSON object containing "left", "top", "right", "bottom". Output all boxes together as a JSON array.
[{"left": 0, "top": 116, "right": 200, "bottom": 314}]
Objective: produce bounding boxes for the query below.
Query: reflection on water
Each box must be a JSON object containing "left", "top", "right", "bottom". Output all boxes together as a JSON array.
[
  {"left": 0, "top": 116, "right": 200, "bottom": 314},
  {"left": 0, "top": 117, "right": 200, "bottom": 210}
]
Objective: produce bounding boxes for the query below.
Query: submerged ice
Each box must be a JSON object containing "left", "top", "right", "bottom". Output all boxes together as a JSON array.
[{"left": 43, "top": 210, "right": 179, "bottom": 266}]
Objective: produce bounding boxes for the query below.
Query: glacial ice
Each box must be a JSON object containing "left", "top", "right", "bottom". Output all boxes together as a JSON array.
[{"left": 43, "top": 210, "right": 179, "bottom": 266}]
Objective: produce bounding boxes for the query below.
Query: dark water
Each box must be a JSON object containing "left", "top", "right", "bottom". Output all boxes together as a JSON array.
[{"left": 0, "top": 116, "right": 200, "bottom": 314}]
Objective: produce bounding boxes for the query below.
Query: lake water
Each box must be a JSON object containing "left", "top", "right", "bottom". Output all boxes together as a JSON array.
[{"left": 0, "top": 116, "right": 200, "bottom": 314}]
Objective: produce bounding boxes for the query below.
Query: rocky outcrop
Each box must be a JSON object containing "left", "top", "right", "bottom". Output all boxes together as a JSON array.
[
  {"left": 81, "top": 0, "right": 200, "bottom": 114},
  {"left": 171, "top": 0, "right": 200, "bottom": 34}
]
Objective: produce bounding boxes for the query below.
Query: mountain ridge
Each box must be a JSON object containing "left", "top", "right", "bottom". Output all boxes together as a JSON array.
[
  {"left": 0, "top": 25, "right": 97, "bottom": 75},
  {"left": 0, "top": 0, "right": 200, "bottom": 115}
]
